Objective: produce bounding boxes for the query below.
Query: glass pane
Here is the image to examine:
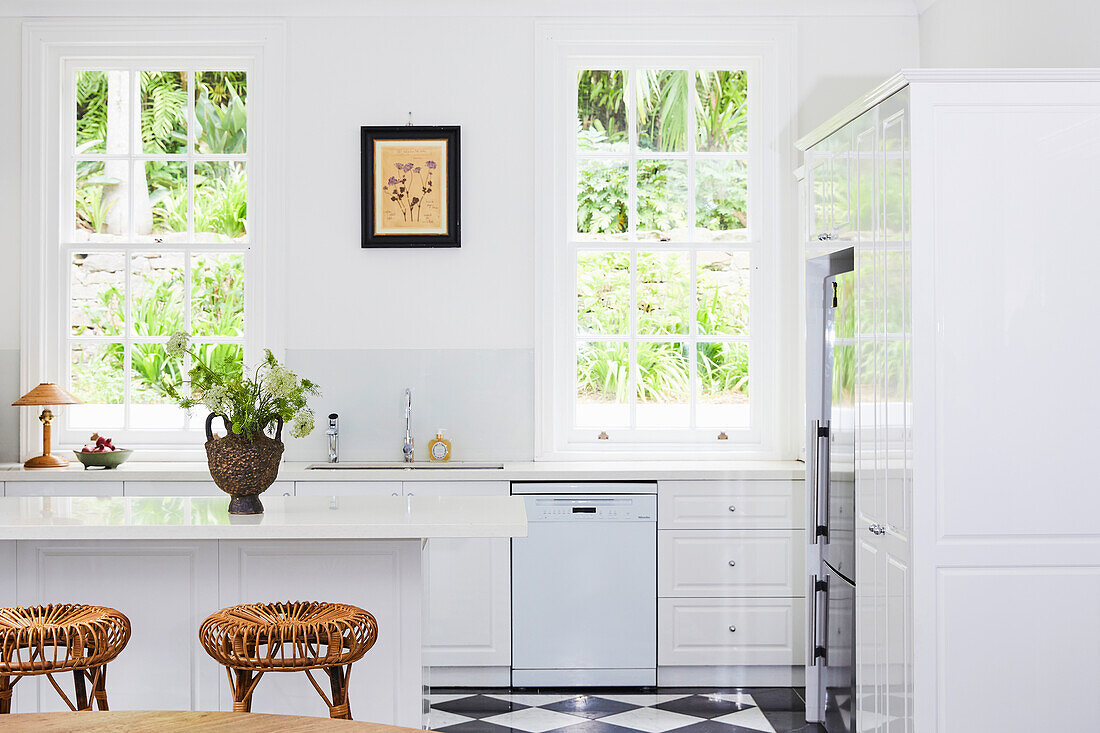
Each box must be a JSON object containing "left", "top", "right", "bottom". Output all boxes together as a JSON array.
[
  {"left": 130, "top": 252, "right": 184, "bottom": 336},
  {"left": 142, "top": 160, "right": 188, "bottom": 242},
  {"left": 139, "top": 71, "right": 187, "bottom": 154},
  {"left": 197, "top": 343, "right": 244, "bottom": 381},
  {"left": 192, "top": 253, "right": 245, "bottom": 337},
  {"left": 636, "top": 341, "right": 690, "bottom": 428},
  {"left": 636, "top": 70, "right": 687, "bottom": 152},
  {"left": 637, "top": 251, "right": 689, "bottom": 335},
  {"left": 194, "top": 71, "right": 247, "bottom": 154},
  {"left": 695, "top": 71, "right": 748, "bottom": 152},
  {"left": 696, "top": 342, "right": 749, "bottom": 428},
  {"left": 696, "top": 159, "right": 748, "bottom": 241},
  {"left": 576, "top": 159, "right": 628, "bottom": 240},
  {"left": 636, "top": 160, "right": 688, "bottom": 241},
  {"left": 75, "top": 160, "right": 128, "bottom": 242},
  {"left": 577, "top": 252, "right": 629, "bottom": 336},
  {"left": 577, "top": 70, "right": 627, "bottom": 153},
  {"left": 70, "top": 252, "right": 124, "bottom": 337},
  {"left": 68, "top": 342, "right": 124, "bottom": 429},
  {"left": 576, "top": 341, "right": 629, "bottom": 428},
  {"left": 696, "top": 251, "right": 750, "bottom": 336},
  {"left": 195, "top": 162, "right": 248, "bottom": 242},
  {"left": 130, "top": 343, "right": 186, "bottom": 429},
  {"left": 76, "top": 70, "right": 128, "bottom": 155}
]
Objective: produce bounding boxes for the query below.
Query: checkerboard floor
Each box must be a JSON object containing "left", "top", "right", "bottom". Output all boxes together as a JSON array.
[{"left": 427, "top": 689, "right": 823, "bottom": 733}]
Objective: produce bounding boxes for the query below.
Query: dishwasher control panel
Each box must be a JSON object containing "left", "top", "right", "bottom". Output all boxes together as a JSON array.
[{"left": 526, "top": 495, "right": 656, "bottom": 521}]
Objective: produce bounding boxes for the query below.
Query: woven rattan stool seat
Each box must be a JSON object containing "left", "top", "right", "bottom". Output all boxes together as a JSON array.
[
  {"left": 0, "top": 604, "right": 131, "bottom": 713},
  {"left": 199, "top": 601, "right": 378, "bottom": 720}
]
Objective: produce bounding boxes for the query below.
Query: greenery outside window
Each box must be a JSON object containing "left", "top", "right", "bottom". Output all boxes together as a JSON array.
[
  {"left": 567, "top": 64, "right": 760, "bottom": 446},
  {"left": 63, "top": 65, "right": 250, "bottom": 443}
]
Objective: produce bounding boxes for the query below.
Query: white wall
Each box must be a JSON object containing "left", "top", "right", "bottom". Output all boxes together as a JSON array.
[
  {"left": 0, "top": 6, "right": 919, "bottom": 462},
  {"left": 920, "top": 0, "right": 1100, "bottom": 67}
]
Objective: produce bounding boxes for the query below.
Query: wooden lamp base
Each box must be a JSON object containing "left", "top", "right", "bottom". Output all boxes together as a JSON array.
[
  {"left": 24, "top": 453, "right": 69, "bottom": 469},
  {"left": 23, "top": 407, "right": 69, "bottom": 469}
]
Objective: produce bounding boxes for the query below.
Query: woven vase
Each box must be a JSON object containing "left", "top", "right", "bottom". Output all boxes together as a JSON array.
[{"left": 205, "top": 413, "right": 285, "bottom": 515}]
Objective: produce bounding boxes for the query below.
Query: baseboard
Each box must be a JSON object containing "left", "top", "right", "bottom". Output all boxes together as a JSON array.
[
  {"left": 429, "top": 666, "right": 512, "bottom": 687},
  {"left": 657, "top": 666, "right": 804, "bottom": 687}
]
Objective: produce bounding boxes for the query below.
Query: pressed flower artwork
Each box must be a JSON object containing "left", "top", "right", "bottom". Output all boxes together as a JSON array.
[{"left": 362, "top": 126, "right": 460, "bottom": 247}]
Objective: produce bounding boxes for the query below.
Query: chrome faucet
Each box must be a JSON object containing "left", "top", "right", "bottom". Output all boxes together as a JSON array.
[
  {"left": 402, "top": 388, "right": 414, "bottom": 462},
  {"left": 326, "top": 413, "right": 339, "bottom": 463}
]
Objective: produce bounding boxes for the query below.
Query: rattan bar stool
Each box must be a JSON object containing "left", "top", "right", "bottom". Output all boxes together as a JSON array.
[
  {"left": 199, "top": 601, "right": 378, "bottom": 720},
  {"left": 0, "top": 604, "right": 131, "bottom": 714}
]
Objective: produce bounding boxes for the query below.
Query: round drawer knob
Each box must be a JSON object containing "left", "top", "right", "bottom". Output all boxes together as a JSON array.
[
  {"left": 728, "top": 625, "right": 736, "bottom": 633},
  {"left": 728, "top": 506, "right": 736, "bottom": 512},
  {"left": 728, "top": 560, "right": 737, "bottom": 567}
]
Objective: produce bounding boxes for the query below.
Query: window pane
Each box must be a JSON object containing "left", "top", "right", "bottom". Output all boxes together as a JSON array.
[
  {"left": 75, "top": 160, "right": 128, "bottom": 242},
  {"left": 76, "top": 70, "right": 128, "bottom": 155},
  {"left": 636, "top": 341, "right": 690, "bottom": 428},
  {"left": 696, "top": 159, "right": 748, "bottom": 241},
  {"left": 636, "top": 160, "right": 688, "bottom": 241},
  {"left": 130, "top": 252, "right": 184, "bottom": 336},
  {"left": 130, "top": 343, "right": 185, "bottom": 429},
  {"left": 637, "top": 251, "right": 689, "bottom": 335},
  {"left": 695, "top": 71, "right": 748, "bottom": 153},
  {"left": 697, "top": 251, "right": 750, "bottom": 336},
  {"left": 195, "top": 161, "right": 248, "bottom": 242},
  {"left": 636, "top": 70, "right": 687, "bottom": 152},
  {"left": 69, "top": 342, "right": 124, "bottom": 429},
  {"left": 70, "top": 252, "right": 124, "bottom": 337},
  {"left": 195, "top": 71, "right": 247, "bottom": 154},
  {"left": 197, "top": 343, "right": 244, "bottom": 381},
  {"left": 577, "top": 70, "right": 627, "bottom": 153},
  {"left": 696, "top": 342, "right": 749, "bottom": 428},
  {"left": 577, "top": 159, "right": 628, "bottom": 240},
  {"left": 142, "top": 160, "right": 188, "bottom": 241},
  {"left": 139, "top": 71, "right": 188, "bottom": 154},
  {"left": 192, "top": 253, "right": 245, "bottom": 337},
  {"left": 577, "top": 252, "right": 629, "bottom": 336},
  {"left": 576, "top": 341, "right": 630, "bottom": 428}
]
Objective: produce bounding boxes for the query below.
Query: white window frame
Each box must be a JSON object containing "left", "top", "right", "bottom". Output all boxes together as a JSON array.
[
  {"left": 21, "top": 20, "right": 286, "bottom": 461},
  {"left": 535, "top": 22, "right": 797, "bottom": 460}
]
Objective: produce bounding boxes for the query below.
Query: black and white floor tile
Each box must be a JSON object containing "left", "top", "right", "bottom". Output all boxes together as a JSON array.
[{"left": 428, "top": 689, "right": 823, "bottom": 733}]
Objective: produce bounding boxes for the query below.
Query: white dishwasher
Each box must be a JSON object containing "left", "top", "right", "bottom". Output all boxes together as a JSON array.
[{"left": 511, "top": 490, "right": 657, "bottom": 687}]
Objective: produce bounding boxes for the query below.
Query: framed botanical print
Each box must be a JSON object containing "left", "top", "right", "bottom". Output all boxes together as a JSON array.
[{"left": 361, "top": 125, "right": 460, "bottom": 248}]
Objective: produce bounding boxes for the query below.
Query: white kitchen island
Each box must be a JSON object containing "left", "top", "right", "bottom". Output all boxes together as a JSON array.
[{"left": 0, "top": 494, "right": 527, "bottom": 727}]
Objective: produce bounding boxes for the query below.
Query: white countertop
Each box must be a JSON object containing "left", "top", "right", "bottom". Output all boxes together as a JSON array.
[
  {"left": 0, "top": 494, "right": 528, "bottom": 540},
  {"left": 0, "top": 460, "right": 805, "bottom": 482}
]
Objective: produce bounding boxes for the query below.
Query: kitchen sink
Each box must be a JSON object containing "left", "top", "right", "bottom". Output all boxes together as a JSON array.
[{"left": 305, "top": 462, "right": 505, "bottom": 471}]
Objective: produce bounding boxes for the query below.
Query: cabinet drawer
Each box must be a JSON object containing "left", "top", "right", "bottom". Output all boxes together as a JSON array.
[
  {"left": 658, "top": 530, "right": 804, "bottom": 597},
  {"left": 5, "top": 481, "right": 122, "bottom": 497},
  {"left": 403, "top": 481, "right": 507, "bottom": 497},
  {"left": 658, "top": 480, "right": 803, "bottom": 529},
  {"left": 122, "top": 481, "right": 293, "bottom": 497},
  {"left": 658, "top": 597, "right": 805, "bottom": 666},
  {"left": 294, "top": 481, "right": 401, "bottom": 497}
]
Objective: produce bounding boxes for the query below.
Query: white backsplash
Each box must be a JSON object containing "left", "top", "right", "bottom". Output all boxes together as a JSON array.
[{"left": 282, "top": 348, "right": 534, "bottom": 463}]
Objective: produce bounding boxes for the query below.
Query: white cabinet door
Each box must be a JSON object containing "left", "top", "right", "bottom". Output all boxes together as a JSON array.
[
  {"left": 293, "top": 481, "right": 401, "bottom": 497},
  {"left": 853, "top": 90, "right": 913, "bottom": 733},
  {"left": 409, "top": 482, "right": 511, "bottom": 668}
]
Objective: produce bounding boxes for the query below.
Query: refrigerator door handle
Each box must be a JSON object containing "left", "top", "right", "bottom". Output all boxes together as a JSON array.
[
  {"left": 809, "top": 420, "right": 819, "bottom": 539},
  {"left": 819, "top": 421, "right": 831, "bottom": 540},
  {"left": 808, "top": 573, "right": 819, "bottom": 666},
  {"left": 817, "top": 574, "right": 830, "bottom": 666}
]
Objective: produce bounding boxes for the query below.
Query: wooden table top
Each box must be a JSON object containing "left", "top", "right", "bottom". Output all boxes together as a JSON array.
[{"left": 0, "top": 710, "right": 431, "bottom": 732}]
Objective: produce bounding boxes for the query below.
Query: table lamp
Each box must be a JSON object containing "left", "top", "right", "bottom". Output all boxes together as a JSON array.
[{"left": 12, "top": 383, "right": 82, "bottom": 468}]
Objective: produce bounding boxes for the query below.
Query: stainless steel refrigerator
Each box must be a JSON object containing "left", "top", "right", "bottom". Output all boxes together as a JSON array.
[{"left": 806, "top": 248, "right": 855, "bottom": 733}]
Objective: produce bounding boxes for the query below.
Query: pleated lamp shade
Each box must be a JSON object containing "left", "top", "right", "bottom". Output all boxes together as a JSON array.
[{"left": 12, "top": 383, "right": 82, "bottom": 407}]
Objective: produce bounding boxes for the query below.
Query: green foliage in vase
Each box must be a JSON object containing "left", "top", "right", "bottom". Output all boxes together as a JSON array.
[{"left": 163, "top": 332, "right": 319, "bottom": 442}]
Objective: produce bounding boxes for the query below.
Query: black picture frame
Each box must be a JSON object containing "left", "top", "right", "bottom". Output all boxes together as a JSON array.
[{"left": 361, "top": 125, "right": 461, "bottom": 248}]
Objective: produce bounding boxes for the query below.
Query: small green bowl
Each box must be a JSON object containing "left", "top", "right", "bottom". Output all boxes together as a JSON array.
[{"left": 73, "top": 449, "right": 133, "bottom": 470}]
